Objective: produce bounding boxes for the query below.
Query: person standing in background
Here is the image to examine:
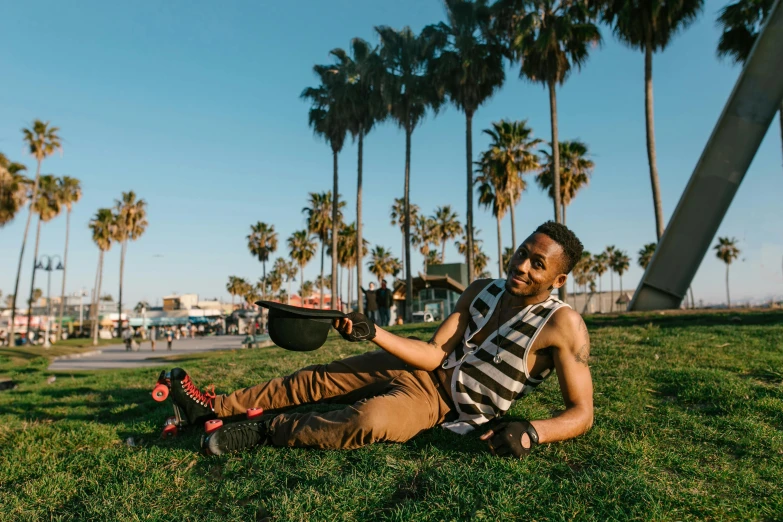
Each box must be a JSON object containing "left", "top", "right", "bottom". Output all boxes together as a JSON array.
[
  {"left": 150, "top": 326, "right": 157, "bottom": 351},
  {"left": 360, "top": 283, "right": 379, "bottom": 324},
  {"left": 376, "top": 280, "right": 392, "bottom": 327}
]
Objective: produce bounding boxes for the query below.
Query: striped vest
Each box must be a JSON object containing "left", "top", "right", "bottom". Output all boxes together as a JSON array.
[{"left": 440, "top": 279, "right": 569, "bottom": 434}]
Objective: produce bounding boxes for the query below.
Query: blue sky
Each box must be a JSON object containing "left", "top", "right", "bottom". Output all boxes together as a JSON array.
[{"left": 1, "top": 0, "right": 782, "bottom": 309}]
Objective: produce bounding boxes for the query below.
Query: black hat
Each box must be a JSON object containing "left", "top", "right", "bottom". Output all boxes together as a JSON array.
[{"left": 256, "top": 301, "right": 346, "bottom": 351}]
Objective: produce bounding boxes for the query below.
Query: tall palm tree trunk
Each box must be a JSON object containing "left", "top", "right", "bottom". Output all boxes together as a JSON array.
[
  {"left": 465, "top": 111, "right": 475, "bottom": 284},
  {"left": 356, "top": 132, "right": 364, "bottom": 314},
  {"left": 619, "top": 275, "right": 624, "bottom": 310},
  {"left": 496, "top": 215, "right": 503, "bottom": 278},
  {"left": 689, "top": 286, "right": 695, "bottom": 309},
  {"left": 300, "top": 265, "right": 305, "bottom": 300},
  {"left": 645, "top": 42, "right": 665, "bottom": 240},
  {"left": 262, "top": 260, "right": 267, "bottom": 301},
  {"left": 331, "top": 149, "right": 339, "bottom": 310},
  {"left": 548, "top": 80, "right": 563, "bottom": 225},
  {"left": 319, "top": 242, "right": 325, "bottom": 309},
  {"left": 610, "top": 270, "right": 614, "bottom": 312},
  {"left": 726, "top": 264, "right": 731, "bottom": 308},
  {"left": 548, "top": 80, "right": 566, "bottom": 304},
  {"left": 94, "top": 251, "right": 104, "bottom": 346},
  {"left": 404, "top": 124, "right": 413, "bottom": 323},
  {"left": 562, "top": 204, "right": 567, "bottom": 226},
  {"left": 598, "top": 275, "right": 603, "bottom": 313},
  {"left": 26, "top": 217, "right": 43, "bottom": 336},
  {"left": 90, "top": 254, "right": 100, "bottom": 338},
  {"left": 10, "top": 159, "right": 42, "bottom": 344},
  {"left": 118, "top": 241, "right": 127, "bottom": 337},
  {"left": 348, "top": 264, "right": 353, "bottom": 312},
  {"left": 286, "top": 275, "right": 291, "bottom": 306},
  {"left": 509, "top": 201, "right": 517, "bottom": 249},
  {"left": 58, "top": 209, "right": 72, "bottom": 337}
]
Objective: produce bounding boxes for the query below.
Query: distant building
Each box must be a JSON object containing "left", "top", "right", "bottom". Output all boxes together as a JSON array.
[{"left": 392, "top": 264, "right": 467, "bottom": 322}]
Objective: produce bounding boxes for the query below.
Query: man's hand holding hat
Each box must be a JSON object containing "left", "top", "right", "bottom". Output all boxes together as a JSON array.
[{"left": 333, "top": 312, "right": 377, "bottom": 343}]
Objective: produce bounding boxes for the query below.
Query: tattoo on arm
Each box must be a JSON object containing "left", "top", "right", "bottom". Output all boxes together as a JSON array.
[{"left": 574, "top": 343, "right": 590, "bottom": 365}]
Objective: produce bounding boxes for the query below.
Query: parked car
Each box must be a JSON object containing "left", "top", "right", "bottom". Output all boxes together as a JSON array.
[{"left": 411, "top": 311, "right": 435, "bottom": 323}]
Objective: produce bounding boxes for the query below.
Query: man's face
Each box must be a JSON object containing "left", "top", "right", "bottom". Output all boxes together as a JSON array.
[
  {"left": 381, "top": 281, "right": 386, "bottom": 289},
  {"left": 369, "top": 283, "right": 375, "bottom": 290},
  {"left": 505, "top": 233, "right": 568, "bottom": 297}
]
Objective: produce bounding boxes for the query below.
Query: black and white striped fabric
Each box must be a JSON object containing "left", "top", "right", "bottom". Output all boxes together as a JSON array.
[{"left": 440, "top": 279, "right": 569, "bottom": 434}]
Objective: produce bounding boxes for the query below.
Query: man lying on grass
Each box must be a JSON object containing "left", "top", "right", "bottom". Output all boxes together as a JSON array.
[{"left": 167, "top": 221, "right": 593, "bottom": 458}]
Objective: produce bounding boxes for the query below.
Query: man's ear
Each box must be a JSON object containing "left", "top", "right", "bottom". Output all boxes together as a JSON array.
[{"left": 551, "top": 273, "right": 568, "bottom": 290}]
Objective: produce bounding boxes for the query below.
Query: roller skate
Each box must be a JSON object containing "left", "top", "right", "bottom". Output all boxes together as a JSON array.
[
  {"left": 151, "top": 368, "right": 217, "bottom": 438},
  {"left": 201, "top": 408, "right": 274, "bottom": 456}
]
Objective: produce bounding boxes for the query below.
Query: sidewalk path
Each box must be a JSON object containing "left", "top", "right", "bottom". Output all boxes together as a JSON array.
[{"left": 48, "top": 336, "right": 247, "bottom": 371}]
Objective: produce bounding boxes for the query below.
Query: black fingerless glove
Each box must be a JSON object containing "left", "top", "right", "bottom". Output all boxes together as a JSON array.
[
  {"left": 489, "top": 420, "right": 539, "bottom": 459},
  {"left": 338, "top": 312, "right": 377, "bottom": 342}
]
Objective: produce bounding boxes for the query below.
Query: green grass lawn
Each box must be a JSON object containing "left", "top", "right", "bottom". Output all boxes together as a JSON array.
[{"left": 1, "top": 311, "right": 781, "bottom": 521}]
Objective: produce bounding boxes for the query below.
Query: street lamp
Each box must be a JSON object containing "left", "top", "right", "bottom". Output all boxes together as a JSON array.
[
  {"left": 35, "top": 255, "right": 64, "bottom": 348},
  {"left": 72, "top": 288, "right": 88, "bottom": 337}
]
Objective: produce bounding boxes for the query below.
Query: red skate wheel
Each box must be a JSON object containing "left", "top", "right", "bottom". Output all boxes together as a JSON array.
[
  {"left": 204, "top": 419, "right": 223, "bottom": 434},
  {"left": 162, "top": 423, "right": 179, "bottom": 438},
  {"left": 152, "top": 383, "right": 169, "bottom": 402},
  {"left": 246, "top": 408, "right": 264, "bottom": 419}
]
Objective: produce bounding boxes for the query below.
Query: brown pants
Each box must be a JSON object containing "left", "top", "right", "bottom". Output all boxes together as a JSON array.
[{"left": 214, "top": 350, "right": 454, "bottom": 449}]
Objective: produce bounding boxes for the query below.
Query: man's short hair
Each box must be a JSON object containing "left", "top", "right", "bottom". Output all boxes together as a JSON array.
[{"left": 535, "top": 221, "right": 584, "bottom": 274}]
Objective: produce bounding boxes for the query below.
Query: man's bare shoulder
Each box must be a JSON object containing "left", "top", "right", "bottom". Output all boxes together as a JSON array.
[{"left": 545, "top": 306, "right": 588, "bottom": 348}]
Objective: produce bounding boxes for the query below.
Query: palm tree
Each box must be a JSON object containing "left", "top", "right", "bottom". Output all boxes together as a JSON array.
[
  {"left": 456, "top": 226, "right": 487, "bottom": 279},
  {"left": 25, "top": 175, "right": 62, "bottom": 332},
  {"left": 426, "top": 249, "right": 442, "bottom": 269},
  {"left": 501, "top": 0, "right": 600, "bottom": 227},
  {"left": 10, "top": 120, "right": 61, "bottom": 344},
  {"left": 226, "top": 276, "right": 245, "bottom": 310},
  {"left": 57, "top": 176, "right": 82, "bottom": 333},
  {"left": 537, "top": 140, "right": 594, "bottom": 225},
  {"left": 430, "top": 205, "right": 462, "bottom": 263},
  {"left": 247, "top": 222, "right": 278, "bottom": 300},
  {"left": 717, "top": 0, "right": 780, "bottom": 169},
  {"left": 591, "top": 252, "right": 609, "bottom": 313},
  {"left": 611, "top": 249, "right": 631, "bottom": 311},
  {"left": 89, "top": 208, "right": 115, "bottom": 345},
  {"left": 501, "top": 0, "right": 600, "bottom": 302},
  {"left": 302, "top": 64, "right": 349, "bottom": 310},
  {"left": 301, "top": 280, "right": 314, "bottom": 301},
  {"left": 330, "top": 38, "right": 385, "bottom": 314},
  {"left": 425, "top": 0, "right": 506, "bottom": 282},
  {"left": 376, "top": 25, "right": 444, "bottom": 321},
  {"left": 476, "top": 150, "right": 511, "bottom": 278},
  {"left": 264, "top": 270, "right": 283, "bottom": 299},
  {"left": 604, "top": 245, "right": 617, "bottom": 311},
  {"left": 390, "top": 197, "right": 421, "bottom": 278},
  {"left": 273, "top": 258, "right": 298, "bottom": 306},
  {"left": 288, "top": 230, "right": 317, "bottom": 298},
  {"left": 714, "top": 237, "right": 741, "bottom": 308},
  {"left": 601, "top": 0, "right": 704, "bottom": 240},
  {"left": 0, "top": 153, "right": 30, "bottom": 228},
  {"left": 303, "top": 192, "right": 344, "bottom": 309},
  {"left": 112, "top": 191, "right": 148, "bottom": 337},
  {"left": 368, "top": 246, "right": 399, "bottom": 283},
  {"left": 638, "top": 242, "right": 656, "bottom": 270},
  {"left": 482, "top": 120, "right": 541, "bottom": 248},
  {"left": 336, "top": 222, "right": 368, "bottom": 312},
  {"left": 412, "top": 216, "right": 439, "bottom": 274}
]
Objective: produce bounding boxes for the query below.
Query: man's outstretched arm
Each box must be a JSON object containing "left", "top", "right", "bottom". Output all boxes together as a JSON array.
[
  {"left": 333, "top": 279, "right": 494, "bottom": 371},
  {"left": 530, "top": 309, "right": 594, "bottom": 443}
]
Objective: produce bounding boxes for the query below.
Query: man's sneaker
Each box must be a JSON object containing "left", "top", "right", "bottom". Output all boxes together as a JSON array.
[
  {"left": 201, "top": 416, "right": 274, "bottom": 456},
  {"left": 169, "top": 367, "right": 217, "bottom": 425}
]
